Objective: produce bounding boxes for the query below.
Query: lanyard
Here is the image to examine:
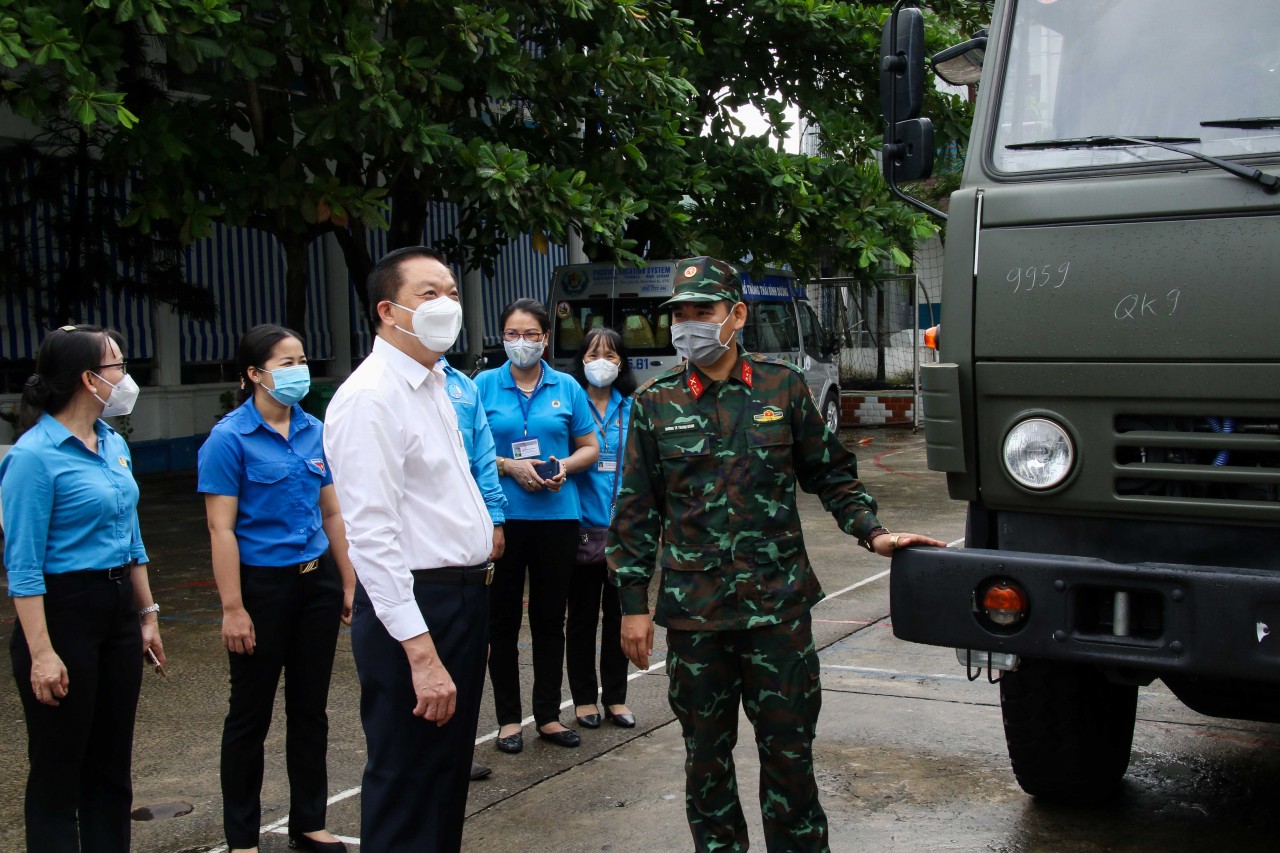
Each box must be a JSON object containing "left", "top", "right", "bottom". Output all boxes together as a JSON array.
[
  {"left": 589, "top": 397, "right": 622, "bottom": 453},
  {"left": 513, "top": 364, "right": 545, "bottom": 437}
]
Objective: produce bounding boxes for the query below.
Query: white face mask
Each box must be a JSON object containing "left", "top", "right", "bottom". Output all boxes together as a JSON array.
[
  {"left": 505, "top": 338, "right": 545, "bottom": 369},
  {"left": 391, "top": 297, "right": 463, "bottom": 352},
  {"left": 583, "top": 359, "right": 620, "bottom": 388},
  {"left": 92, "top": 373, "right": 140, "bottom": 417}
]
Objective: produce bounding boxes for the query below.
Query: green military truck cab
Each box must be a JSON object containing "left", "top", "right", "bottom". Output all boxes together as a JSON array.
[{"left": 882, "top": 0, "right": 1280, "bottom": 803}]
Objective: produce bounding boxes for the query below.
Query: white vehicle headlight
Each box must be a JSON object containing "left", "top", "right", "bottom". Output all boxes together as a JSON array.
[{"left": 1003, "top": 418, "right": 1074, "bottom": 490}]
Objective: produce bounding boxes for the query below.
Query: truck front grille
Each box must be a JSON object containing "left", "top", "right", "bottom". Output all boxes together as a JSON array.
[{"left": 1114, "top": 415, "right": 1280, "bottom": 504}]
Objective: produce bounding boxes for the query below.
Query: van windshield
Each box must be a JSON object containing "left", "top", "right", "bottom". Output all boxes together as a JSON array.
[
  {"left": 992, "top": 0, "right": 1280, "bottom": 174},
  {"left": 552, "top": 297, "right": 673, "bottom": 359}
]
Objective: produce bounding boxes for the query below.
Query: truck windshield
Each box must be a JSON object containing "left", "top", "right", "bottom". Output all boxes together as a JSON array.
[{"left": 992, "top": 0, "right": 1280, "bottom": 174}]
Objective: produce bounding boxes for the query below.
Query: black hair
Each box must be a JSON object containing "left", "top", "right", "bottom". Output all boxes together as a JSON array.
[
  {"left": 571, "top": 327, "right": 637, "bottom": 397},
  {"left": 499, "top": 297, "right": 550, "bottom": 333},
  {"left": 19, "top": 325, "right": 124, "bottom": 433},
  {"left": 234, "top": 324, "right": 305, "bottom": 405},
  {"left": 366, "top": 246, "right": 447, "bottom": 331}
]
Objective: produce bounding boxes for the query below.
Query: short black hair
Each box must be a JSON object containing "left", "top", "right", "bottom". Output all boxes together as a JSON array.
[
  {"left": 366, "top": 246, "right": 447, "bottom": 330},
  {"left": 19, "top": 325, "right": 124, "bottom": 433},
  {"left": 499, "top": 297, "right": 550, "bottom": 333},
  {"left": 234, "top": 324, "right": 304, "bottom": 405},
  {"left": 570, "top": 326, "right": 638, "bottom": 397}
]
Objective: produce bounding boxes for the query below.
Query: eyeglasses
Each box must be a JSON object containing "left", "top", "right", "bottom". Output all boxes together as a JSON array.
[
  {"left": 96, "top": 361, "right": 128, "bottom": 375},
  {"left": 502, "top": 330, "right": 546, "bottom": 342}
]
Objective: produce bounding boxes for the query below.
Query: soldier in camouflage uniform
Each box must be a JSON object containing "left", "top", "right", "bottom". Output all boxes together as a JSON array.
[{"left": 608, "top": 257, "right": 944, "bottom": 853}]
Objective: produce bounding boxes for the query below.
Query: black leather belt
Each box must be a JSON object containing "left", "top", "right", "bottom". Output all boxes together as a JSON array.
[
  {"left": 412, "top": 563, "right": 493, "bottom": 586},
  {"left": 242, "top": 558, "right": 321, "bottom": 574}
]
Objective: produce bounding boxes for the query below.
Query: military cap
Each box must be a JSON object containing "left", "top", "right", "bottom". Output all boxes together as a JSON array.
[{"left": 661, "top": 256, "right": 742, "bottom": 306}]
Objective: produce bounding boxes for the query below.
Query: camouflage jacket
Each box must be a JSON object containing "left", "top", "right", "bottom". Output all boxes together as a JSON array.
[{"left": 607, "top": 350, "right": 883, "bottom": 631}]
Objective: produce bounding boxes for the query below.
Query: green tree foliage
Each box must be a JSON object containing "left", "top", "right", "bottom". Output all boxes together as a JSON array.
[{"left": 0, "top": 0, "right": 987, "bottom": 332}]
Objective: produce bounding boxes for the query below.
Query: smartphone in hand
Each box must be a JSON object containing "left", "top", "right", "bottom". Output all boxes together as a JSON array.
[
  {"left": 533, "top": 457, "right": 560, "bottom": 480},
  {"left": 145, "top": 647, "right": 167, "bottom": 678}
]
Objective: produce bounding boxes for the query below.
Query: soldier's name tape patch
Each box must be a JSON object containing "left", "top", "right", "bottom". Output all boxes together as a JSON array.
[
  {"left": 662, "top": 423, "right": 699, "bottom": 433},
  {"left": 753, "top": 406, "right": 785, "bottom": 424}
]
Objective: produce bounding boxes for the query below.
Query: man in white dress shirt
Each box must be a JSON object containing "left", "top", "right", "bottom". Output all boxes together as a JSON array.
[{"left": 324, "top": 246, "right": 494, "bottom": 852}]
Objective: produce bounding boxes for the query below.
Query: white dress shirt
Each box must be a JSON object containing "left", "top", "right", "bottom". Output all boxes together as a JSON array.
[{"left": 324, "top": 336, "right": 493, "bottom": 641}]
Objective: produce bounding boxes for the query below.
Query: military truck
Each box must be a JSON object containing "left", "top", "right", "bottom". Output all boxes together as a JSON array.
[{"left": 880, "top": 0, "right": 1280, "bottom": 803}]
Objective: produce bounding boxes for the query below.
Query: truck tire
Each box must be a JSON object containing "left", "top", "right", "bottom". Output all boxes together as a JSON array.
[
  {"left": 822, "top": 392, "right": 841, "bottom": 434},
  {"left": 999, "top": 659, "right": 1138, "bottom": 804}
]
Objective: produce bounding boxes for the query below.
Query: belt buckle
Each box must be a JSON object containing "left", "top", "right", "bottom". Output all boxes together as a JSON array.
[
  {"left": 107, "top": 565, "right": 128, "bottom": 581},
  {"left": 484, "top": 562, "right": 494, "bottom": 586},
  {"left": 299, "top": 559, "right": 319, "bottom": 574}
]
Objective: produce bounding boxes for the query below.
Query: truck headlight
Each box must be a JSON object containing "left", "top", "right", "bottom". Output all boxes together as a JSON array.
[{"left": 1003, "top": 417, "right": 1073, "bottom": 490}]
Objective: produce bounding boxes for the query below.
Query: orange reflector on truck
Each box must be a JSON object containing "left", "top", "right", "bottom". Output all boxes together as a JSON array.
[{"left": 982, "top": 581, "right": 1027, "bottom": 626}]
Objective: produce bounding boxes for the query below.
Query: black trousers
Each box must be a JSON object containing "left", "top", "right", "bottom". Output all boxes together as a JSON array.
[
  {"left": 220, "top": 554, "right": 343, "bottom": 848},
  {"left": 9, "top": 571, "right": 143, "bottom": 853},
  {"left": 488, "top": 519, "right": 578, "bottom": 727},
  {"left": 565, "top": 559, "right": 628, "bottom": 708},
  {"left": 352, "top": 570, "right": 489, "bottom": 853}
]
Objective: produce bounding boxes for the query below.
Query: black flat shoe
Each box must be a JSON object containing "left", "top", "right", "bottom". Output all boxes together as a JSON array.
[
  {"left": 288, "top": 833, "right": 346, "bottom": 853},
  {"left": 605, "top": 708, "right": 636, "bottom": 728},
  {"left": 469, "top": 760, "right": 492, "bottom": 781},
  {"left": 537, "top": 727, "right": 581, "bottom": 747},
  {"left": 576, "top": 713, "right": 601, "bottom": 729},
  {"left": 496, "top": 733, "right": 524, "bottom": 754}
]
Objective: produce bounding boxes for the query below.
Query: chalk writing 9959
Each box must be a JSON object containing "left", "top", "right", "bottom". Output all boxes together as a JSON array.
[{"left": 1008, "top": 263, "right": 1070, "bottom": 293}]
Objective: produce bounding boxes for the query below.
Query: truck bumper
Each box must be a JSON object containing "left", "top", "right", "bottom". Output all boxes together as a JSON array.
[{"left": 890, "top": 546, "right": 1280, "bottom": 684}]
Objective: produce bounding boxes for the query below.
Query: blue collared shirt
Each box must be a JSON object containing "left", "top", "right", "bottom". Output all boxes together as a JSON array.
[
  {"left": 475, "top": 360, "right": 595, "bottom": 521},
  {"left": 441, "top": 359, "right": 507, "bottom": 526},
  {"left": 197, "top": 398, "right": 332, "bottom": 566},
  {"left": 1, "top": 414, "right": 148, "bottom": 597},
  {"left": 572, "top": 389, "right": 632, "bottom": 528}
]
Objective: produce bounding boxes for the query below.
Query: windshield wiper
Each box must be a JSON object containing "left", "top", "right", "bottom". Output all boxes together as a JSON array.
[
  {"left": 1006, "top": 134, "right": 1279, "bottom": 193},
  {"left": 1007, "top": 135, "right": 1201, "bottom": 150},
  {"left": 1201, "top": 116, "right": 1280, "bottom": 129}
]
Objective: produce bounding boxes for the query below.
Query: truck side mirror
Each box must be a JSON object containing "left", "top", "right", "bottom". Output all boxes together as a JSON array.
[
  {"left": 885, "top": 118, "right": 935, "bottom": 182},
  {"left": 880, "top": 7, "right": 927, "bottom": 122},
  {"left": 931, "top": 32, "right": 988, "bottom": 86}
]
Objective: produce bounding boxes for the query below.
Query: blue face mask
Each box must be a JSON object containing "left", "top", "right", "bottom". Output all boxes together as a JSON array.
[{"left": 262, "top": 364, "right": 311, "bottom": 406}]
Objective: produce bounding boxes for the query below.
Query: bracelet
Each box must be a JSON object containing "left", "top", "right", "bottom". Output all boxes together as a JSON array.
[
  {"left": 496, "top": 456, "right": 506, "bottom": 476},
  {"left": 137, "top": 602, "right": 160, "bottom": 619},
  {"left": 861, "top": 527, "right": 889, "bottom": 553}
]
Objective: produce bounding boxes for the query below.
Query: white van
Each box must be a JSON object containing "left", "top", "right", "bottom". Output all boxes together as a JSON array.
[{"left": 547, "top": 261, "right": 843, "bottom": 432}]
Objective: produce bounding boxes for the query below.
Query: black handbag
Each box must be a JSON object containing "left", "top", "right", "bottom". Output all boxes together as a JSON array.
[{"left": 576, "top": 526, "right": 609, "bottom": 564}]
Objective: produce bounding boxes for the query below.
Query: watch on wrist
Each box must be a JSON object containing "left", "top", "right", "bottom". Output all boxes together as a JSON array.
[
  {"left": 497, "top": 456, "right": 506, "bottom": 476},
  {"left": 861, "top": 527, "right": 889, "bottom": 552}
]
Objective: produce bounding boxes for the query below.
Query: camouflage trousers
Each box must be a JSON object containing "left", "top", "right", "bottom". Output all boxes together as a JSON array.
[{"left": 666, "top": 614, "right": 829, "bottom": 853}]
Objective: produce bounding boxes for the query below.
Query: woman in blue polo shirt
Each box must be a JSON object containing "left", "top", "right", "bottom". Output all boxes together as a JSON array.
[
  {"left": 476, "top": 298, "right": 598, "bottom": 753},
  {"left": 198, "top": 325, "right": 356, "bottom": 853},
  {"left": 2, "top": 324, "right": 164, "bottom": 853},
  {"left": 566, "top": 327, "right": 638, "bottom": 731}
]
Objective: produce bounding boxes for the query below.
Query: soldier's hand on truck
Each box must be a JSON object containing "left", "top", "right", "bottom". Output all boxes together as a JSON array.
[{"left": 872, "top": 531, "right": 947, "bottom": 558}]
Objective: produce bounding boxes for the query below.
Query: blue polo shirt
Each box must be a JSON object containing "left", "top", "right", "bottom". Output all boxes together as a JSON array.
[
  {"left": 441, "top": 358, "right": 507, "bottom": 526},
  {"left": 197, "top": 398, "right": 332, "bottom": 566},
  {"left": 572, "top": 389, "right": 632, "bottom": 528},
  {"left": 1, "top": 414, "right": 149, "bottom": 597},
  {"left": 475, "top": 360, "right": 595, "bottom": 521}
]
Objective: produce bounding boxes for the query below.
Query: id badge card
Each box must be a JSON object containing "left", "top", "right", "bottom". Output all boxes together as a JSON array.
[
  {"left": 597, "top": 452, "right": 618, "bottom": 473},
  {"left": 511, "top": 437, "right": 541, "bottom": 460}
]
